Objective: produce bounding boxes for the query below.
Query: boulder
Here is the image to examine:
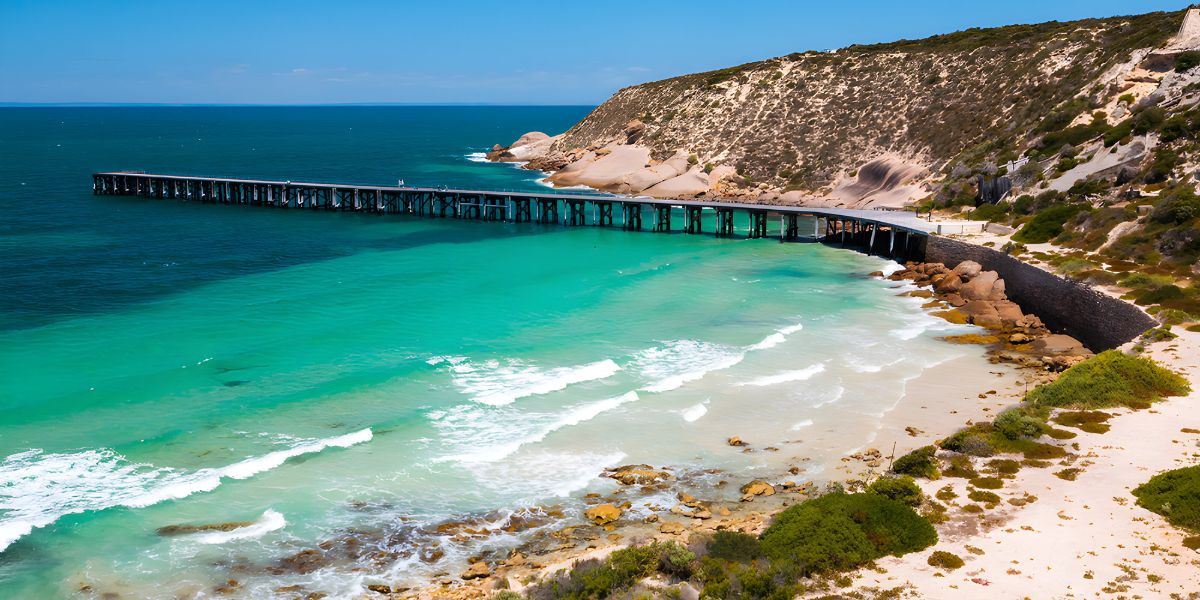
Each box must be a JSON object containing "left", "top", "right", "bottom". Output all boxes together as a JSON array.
[
  {"left": 933, "top": 273, "right": 962, "bottom": 294},
  {"left": 952, "top": 260, "right": 983, "bottom": 279},
  {"left": 960, "top": 300, "right": 1003, "bottom": 329},
  {"left": 619, "top": 151, "right": 688, "bottom": 193},
  {"left": 944, "top": 293, "right": 966, "bottom": 307},
  {"left": 461, "top": 561, "right": 491, "bottom": 580},
  {"left": 992, "top": 300, "right": 1026, "bottom": 327},
  {"left": 643, "top": 167, "right": 711, "bottom": 198},
  {"left": 960, "top": 271, "right": 1005, "bottom": 301},
  {"left": 659, "top": 522, "right": 685, "bottom": 534},
  {"left": 1033, "top": 334, "right": 1088, "bottom": 356},
  {"left": 739, "top": 480, "right": 776, "bottom": 499},
  {"left": 584, "top": 504, "right": 622, "bottom": 525}
]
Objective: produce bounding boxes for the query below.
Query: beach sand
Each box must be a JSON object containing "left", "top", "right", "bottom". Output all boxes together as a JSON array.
[{"left": 834, "top": 331, "right": 1200, "bottom": 599}]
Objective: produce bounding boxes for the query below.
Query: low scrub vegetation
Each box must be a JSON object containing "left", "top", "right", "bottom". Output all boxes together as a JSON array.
[
  {"left": 1025, "top": 350, "right": 1189, "bottom": 410},
  {"left": 1133, "top": 466, "right": 1200, "bottom": 533}
]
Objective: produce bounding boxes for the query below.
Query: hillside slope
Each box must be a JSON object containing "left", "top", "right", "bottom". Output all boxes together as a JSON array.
[{"left": 491, "top": 9, "right": 1182, "bottom": 207}]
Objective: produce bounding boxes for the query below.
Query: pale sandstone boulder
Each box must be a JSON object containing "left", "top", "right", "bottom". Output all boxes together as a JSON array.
[
  {"left": 643, "top": 166, "right": 711, "bottom": 198},
  {"left": 490, "top": 131, "right": 555, "bottom": 162},
  {"left": 960, "top": 271, "right": 1005, "bottom": 301},
  {"left": 620, "top": 151, "right": 689, "bottom": 193},
  {"left": 952, "top": 260, "right": 983, "bottom": 280}
]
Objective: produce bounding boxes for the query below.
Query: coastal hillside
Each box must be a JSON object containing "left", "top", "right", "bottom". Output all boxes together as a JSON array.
[{"left": 491, "top": 9, "right": 1184, "bottom": 207}]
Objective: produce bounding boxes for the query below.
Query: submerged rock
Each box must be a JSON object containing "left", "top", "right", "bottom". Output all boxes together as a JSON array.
[
  {"left": 156, "top": 520, "right": 255, "bottom": 536},
  {"left": 605, "top": 464, "right": 671, "bottom": 485}
]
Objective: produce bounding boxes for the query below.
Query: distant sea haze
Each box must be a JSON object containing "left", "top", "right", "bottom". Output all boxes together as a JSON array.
[{"left": 0, "top": 106, "right": 990, "bottom": 598}]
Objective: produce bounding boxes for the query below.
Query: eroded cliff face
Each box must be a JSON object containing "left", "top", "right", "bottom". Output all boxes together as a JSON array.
[{"left": 493, "top": 9, "right": 1182, "bottom": 207}]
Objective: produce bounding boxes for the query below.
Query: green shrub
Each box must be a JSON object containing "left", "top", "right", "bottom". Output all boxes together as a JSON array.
[
  {"left": 1151, "top": 186, "right": 1200, "bottom": 225},
  {"left": 1051, "top": 411, "right": 1112, "bottom": 434},
  {"left": 1104, "top": 119, "right": 1133, "bottom": 147},
  {"left": 892, "top": 445, "right": 940, "bottom": 479},
  {"left": 993, "top": 408, "right": 1046, "bottom": 440},
  {"left": 867, "top": 476, "right": 924, "bottom": 506},
  {"left": 1133, "top": 466, "right": 1200, "bottom": 532},
  {"left": 657, "top": 541, "right": 697, "bottom": 579},
  {"left": 1177, "top": 51, "right": 1200, "bottom": 72},
  {"left": 970, "top": 203, "right": 1010, "bottom": 223},
  {"left": 759, "top": 493, "right": 937, "bottom": 575},
  {"left": 1025, "top": 350, "right": 1190, "bottom": 410},
  {"left": 539, "top": 543, "right": 693, "bottom": 599},
  {"left": 927, "top": 550, "right": 965, "bottom": 570},
  {"left": 1013, "top": 203, "right": 1088, "bottom": 243},
  {"left": 1132, "top": 106, "right": 1166, "bottom": 135},
  {"left": 705, "top": 531, "right": 762, "bottom": 563},
  {"left": 494, "top": 593, "right": 526, "bottom": 600},
  {"left": 1144, "top": 148, "right": 1180, "bottom": 184},
  {"left": 941, "top": 426, "right": 995, "bottom": 458}
]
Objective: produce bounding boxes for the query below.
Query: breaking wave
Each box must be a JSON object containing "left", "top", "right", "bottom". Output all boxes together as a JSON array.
[{"left": 0, "top": 429, "right": 372, "bottom": 553}]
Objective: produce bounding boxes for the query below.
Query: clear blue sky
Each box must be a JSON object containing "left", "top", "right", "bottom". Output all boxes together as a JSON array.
[{"left": 0, "top": 0, "right": 1189, "bottom": 105}]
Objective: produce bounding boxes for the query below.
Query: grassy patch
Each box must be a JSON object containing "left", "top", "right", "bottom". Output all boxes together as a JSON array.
[
  {"left": 1052, "top": 411, "right": 1112, "bottom": 434},
  {"left": 1132, "top": 466, "right": 1200, "bottom": 532},
  {"left": 927, "top": 550, "right": 965, "bottom": 570},
  {"left": 1025, "top": 350, "right": 1190, "bottom": 410},
  {"left": 1013, "top": 203, "right": 1088, "bottom": 243},
  {"left": 968, "top": 489, "right": 1001, "bottom": 504},
  {"left": 1055, "top": 468, "right": 1083, "bottom": 481},
  {"left": 968, "top": 476, "right": 1003, "bottom": 490},
  {"left": 985, "top": 459, "right": 1022, "bottom": 475}
]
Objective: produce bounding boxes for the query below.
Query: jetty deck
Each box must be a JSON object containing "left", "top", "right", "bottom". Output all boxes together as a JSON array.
[{"left": 92, "top": 172, "right": 985, "bottom": 260}]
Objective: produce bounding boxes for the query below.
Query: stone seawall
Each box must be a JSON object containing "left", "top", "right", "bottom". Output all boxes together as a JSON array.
[{"left": 920, "top": 236, "right": 1155, "bottom": 351}]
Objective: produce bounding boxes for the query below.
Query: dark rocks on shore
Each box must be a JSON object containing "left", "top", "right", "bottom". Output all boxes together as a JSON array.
[{"left": 885, "top": 260, "right": 1093, "bottom": 371}]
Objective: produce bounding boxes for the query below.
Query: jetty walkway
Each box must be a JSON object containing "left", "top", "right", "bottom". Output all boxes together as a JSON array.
[{"left": 92, "top": 172, "right": 984, "bottom": 260}]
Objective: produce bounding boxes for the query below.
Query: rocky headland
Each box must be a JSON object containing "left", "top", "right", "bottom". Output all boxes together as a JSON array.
[{"left": 488, "top": 9, "right": 1188, "bottom": 208}]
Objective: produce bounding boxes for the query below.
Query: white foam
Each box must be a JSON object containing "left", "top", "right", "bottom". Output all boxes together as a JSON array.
[
  {"left": 681, "top": 402, "right": 709, "bottom": 423},
  {"left": 464, "top": 152, "right": 489, "bottom": 163},
  {"left": 0, "top": 429, "right": 371, "bottom": 553},
  {"left": 442, "top": 392, "right": 638, "bottom": 463},
  {"left": 811, "top": 384, "right": 846, "bottom": 408},
  {"left": 847, "top": 357, "right": 903, "bottom": 373},
  {"left": 748, "top": 332, "right": 787, "bottom": 351},
  {"left": 191, "top": 509, "right": 286, "bottom": 544},
  {"left": 790, "top": 419, "right": 815, "bottom": 430},
  {"left": 448, "top": 359, "right": 620, "bottom": 406},
  {"left": 738, "top": 364, "right": 826, "bottom": 387},
  {"left": 633, "top": 340, "right": 745, "bottom": 393},
  {"left": 778, "top": 323, "right": 804, "bottom": 336},
  {"left": 879, "top": 262, "right": 906, "bottom": 277},
  {"left": 748, "top": 322, "right": 804, "bottom": 351}
]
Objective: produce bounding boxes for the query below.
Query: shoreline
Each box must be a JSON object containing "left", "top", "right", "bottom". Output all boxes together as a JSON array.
[{"left": 373, "top": 259, "right": 1055, "bottom": 599}]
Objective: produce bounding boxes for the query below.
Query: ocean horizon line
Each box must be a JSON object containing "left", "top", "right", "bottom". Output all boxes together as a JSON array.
[{"left": 0, "top": 102, "right": 599, "bottom": 108}]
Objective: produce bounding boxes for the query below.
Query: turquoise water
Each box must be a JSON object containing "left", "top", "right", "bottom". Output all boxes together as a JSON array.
[{"left": 0, "top": 107, "right": 982, "bottom": 598}]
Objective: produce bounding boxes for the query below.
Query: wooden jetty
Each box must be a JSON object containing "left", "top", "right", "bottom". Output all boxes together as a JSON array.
[{"left": 92, "top": 172, "right": 984, "bottom": 259}]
